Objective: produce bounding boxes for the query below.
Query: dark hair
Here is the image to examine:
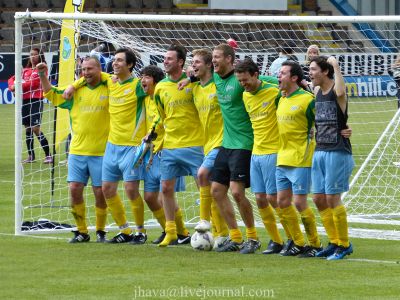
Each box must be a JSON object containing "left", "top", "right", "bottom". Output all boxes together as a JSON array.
[
  {"left": 115, "top": 48, "right": 137, "bottom": 72},
  {"left": 234, "top": 58, "right": 259, "bottom": 76},
  {"left": 214, "top": 43, "right": 235, "bottom": 64},
  {"left": 281, "top": 60, "right": 304, "bottom": 85},
  {"left": 26, "top": 47, "right": 46, "bottom": 68},
  {"left": 167, "top": 44, "right": 187, "bottom": 68},
  {"left": 140, "top": 65, "right": 165, "bottom": 84},
  {"left": 309, "top": 56, "right": 334, "bottom": 79}
]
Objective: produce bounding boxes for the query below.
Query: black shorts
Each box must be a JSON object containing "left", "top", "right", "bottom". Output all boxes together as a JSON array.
[
  {"left": 22, "top": 98, "right": 44, "bottom": 127},
  {"left": 210, "top": 147, "right": 252, "bottom": 188}
]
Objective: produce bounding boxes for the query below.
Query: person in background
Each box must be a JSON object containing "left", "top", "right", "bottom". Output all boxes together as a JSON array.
[
  {"left": 8, "top": 47, "right": 52, "bottom": 164},
  {"left": 269, "top": 41, "right": 298, "bottom": 77}
]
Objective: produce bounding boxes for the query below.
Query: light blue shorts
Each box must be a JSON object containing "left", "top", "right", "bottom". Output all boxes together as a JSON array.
[
  {"left": 312, "top": 150, "right": 354, "bottom": 194},
  {"left": 102, "top": 142, "right": 143, "bottom": 182},
  {"left": 201, "top": 148, "right": 220, "bottom": 171},
  {"left": 144, "top": 152, "right": 186, "bottom": 192},
  {"left": 276, "top": 166, "right": 311, "bottom": 195},
  {"left": 161, "top": 146, "right": 204, "bottom": 180},
  {"left": 250, "top": 153, "right": 277, "bottom": 194},
  {"left": 67, "top": 154, "right": 103, "bottom": 187}
]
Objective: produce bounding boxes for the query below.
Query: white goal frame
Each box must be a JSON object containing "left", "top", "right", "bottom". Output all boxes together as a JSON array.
[{"left": 14, "top": 12, "right": 400, "bottom": 240}]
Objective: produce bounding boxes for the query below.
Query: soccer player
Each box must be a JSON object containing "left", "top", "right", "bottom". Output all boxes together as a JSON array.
[
  {"left": 154, "top": 44, "right": 204, "bottom": 247},
  {"left": 209, "top": 44, "right": 260, "bottom": 254},
  {"left": 140, "top": 65, "right": 186, "bottom": 245},
  {"left": 276, "top": 60, "right": 322, "bottom": 257},
  {"left": 36, "top": 57, "right": 109, "bottom": 243},
  {"left": 8, "top": 47, "right": 52, "bottom": 164},
  {"left": 309, "top": 56, "right": 354, "bottom": 260},
  {"left": 178, "top": 44, "right": 277, "bottom": 253},
  {"left": 235, "top": 58, "right": 289, "bottom": 254},
  {"left": 191, "top": 48, "right": 229, "bottom": 246},
  {"left": 65, "top": 48, "right": 147, "bottom": 243}
]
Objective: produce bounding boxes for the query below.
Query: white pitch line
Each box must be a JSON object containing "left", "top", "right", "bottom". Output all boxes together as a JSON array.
[
  {"left": 347, "top": 258, "right": 400, "bottom": 265},
  {"left": 0, "top": 232, "right": 67, "bottom": 240}
]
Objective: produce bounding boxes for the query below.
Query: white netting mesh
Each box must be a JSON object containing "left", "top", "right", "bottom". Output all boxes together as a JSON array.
[{"left": 16, "top": 13, "right": 400, "bottom": 238}]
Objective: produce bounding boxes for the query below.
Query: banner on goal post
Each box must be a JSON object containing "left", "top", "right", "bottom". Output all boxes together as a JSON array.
[{"left": 55, "top": 0, "right": 85, "bottom": 152}]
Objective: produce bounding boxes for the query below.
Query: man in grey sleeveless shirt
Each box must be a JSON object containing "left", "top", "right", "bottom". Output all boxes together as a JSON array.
[{"left": 309, "top": 56, "right": 354, "bottom": 260}]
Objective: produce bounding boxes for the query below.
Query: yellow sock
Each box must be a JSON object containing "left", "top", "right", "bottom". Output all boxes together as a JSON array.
[
  {"left": 229, "top": 228, "right": 243, "bottom": 243},
  {"left": 300, "top": 207, "right": 321, "bottom": 248},
  {"left": 320, "top": 208, "right": 339, "bottom": 245},
  {"left": 95, "top": 207, "right": 107, "bottom": 232},
  {"left": 130, "top": 195, "right": 145, "bottom": 233},
  {"left": 106, "top": 194, "right": 131, "bottom": 235},
  {"left": 211, "top": 199, "right": 229, "bottom": 237},
  {"left": 158, "top": 221, "right": 177, "bottom": 247},
  {"left": 153, "top": 207, "right": 166, "bottom": 230},
  {"left": 282, "top": 206, "right": 305, "bottom": 246},
  {"left": 245, "top": 226, "right": 258, "bottom": 240},
  {"left": 333, "top": 205, "right": 350, "bottom": 248},
  {"left": 275, "top": 206, "right": 292, "bottom": 240},
  {"left": 175, "top": 208, "right": 189, "bottom": 236},
  {"left": 199, "top": 186, "right": 212, "bottom": 221},
  {"left": 259, "top": 205, "right": 283, "bottom": 244},
  {"left": 71, "top": 202, "right": 87, "bottom": 234}
]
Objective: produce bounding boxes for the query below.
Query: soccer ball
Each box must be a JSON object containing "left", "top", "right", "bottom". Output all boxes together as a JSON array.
[{"left": 190, "top": 231, "right": 214, "bottom": 251}]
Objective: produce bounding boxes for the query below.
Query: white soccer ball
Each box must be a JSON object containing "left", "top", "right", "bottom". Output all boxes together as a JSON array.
[{"left": 190, "top": 231, "right": 214, "bottom": 251}]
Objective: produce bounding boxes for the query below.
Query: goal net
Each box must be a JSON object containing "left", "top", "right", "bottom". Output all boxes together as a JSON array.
[{"left": 14, "top": 12, "right": 400, "bottom": 239}]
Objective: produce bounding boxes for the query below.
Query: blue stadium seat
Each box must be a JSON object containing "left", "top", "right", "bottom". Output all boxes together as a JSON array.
[
  {"left": 33, "top": 0, "right": 49, "bottom": 8},
  {"left": 158, "top": 0, "right": 173, "bottom": 9},
  {"left": 111, "top": 0, "right": 128, "bottom": 8},
  {"left": 18, "top": 0, "right": 33, "bottom": 8},
  {"left": 1, "top": 12, "right": 15, "bottom": 25},
  {"left": 127, "top": 0, "right": 143, "bottom": 9},
  {"left": 50, "top": 0, "right": 66, "bottom": 8},
  {"left": 96, "top": 0, "right": 110, "bottom": 8},
  {"left": 142, "top": 0, "right": 157, "bottom": 9}
]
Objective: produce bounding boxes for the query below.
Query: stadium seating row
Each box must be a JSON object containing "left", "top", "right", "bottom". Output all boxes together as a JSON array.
[{"left": 0, "top": 0, "right": 174, "bottom": 10}]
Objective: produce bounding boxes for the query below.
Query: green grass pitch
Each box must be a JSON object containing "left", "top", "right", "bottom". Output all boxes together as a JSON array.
[{"left": 1, "top": 103, "right": 400, "bottom": 299}]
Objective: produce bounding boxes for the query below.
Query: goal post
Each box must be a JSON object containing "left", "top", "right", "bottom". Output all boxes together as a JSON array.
[{"left": 14, "top": 11, "right": 400, "bottom": 239}]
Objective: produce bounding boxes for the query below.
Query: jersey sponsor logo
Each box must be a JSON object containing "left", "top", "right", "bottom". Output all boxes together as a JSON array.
[
  {"left": 262, "top": 101, "right": 270, "bottom": 107},
  {"left": 185, "top": 87, "right": 192, "bottom": 94},
  {"left": 99, "top": 95, "right": 108, "bottom": 101},
  {"left": 291, "top": 105, "right": 300, "bottom": 111},
  {"left": 208, "top": 93, "right": 216, "bottom": 99},
  {"left": 124, "top": 89, "right": 132, "bottom": 95}
]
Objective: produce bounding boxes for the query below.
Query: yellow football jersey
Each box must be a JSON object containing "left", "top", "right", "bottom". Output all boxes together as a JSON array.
[
  {"left": 72, "top": 73, "right": 146, "bottom": 146},
  {"left": 276, "top": 88, "right": 315, "bottom": 167},
  {"left": 243, "top": 81, "right": 280, "bottom": 155},
  {"left": 193, "top": 79, "right": 223, "bottom": 155},
  {"left": 154, "top": 74, "right": 204, "bottom": 149},
  {"left": 44, "top": 82, "right": 109, "bottom": 156}
]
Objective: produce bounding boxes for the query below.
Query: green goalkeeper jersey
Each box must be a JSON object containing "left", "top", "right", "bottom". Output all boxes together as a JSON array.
[{"left": 213, "top": 71, "right": 278, "bottom": 150}]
